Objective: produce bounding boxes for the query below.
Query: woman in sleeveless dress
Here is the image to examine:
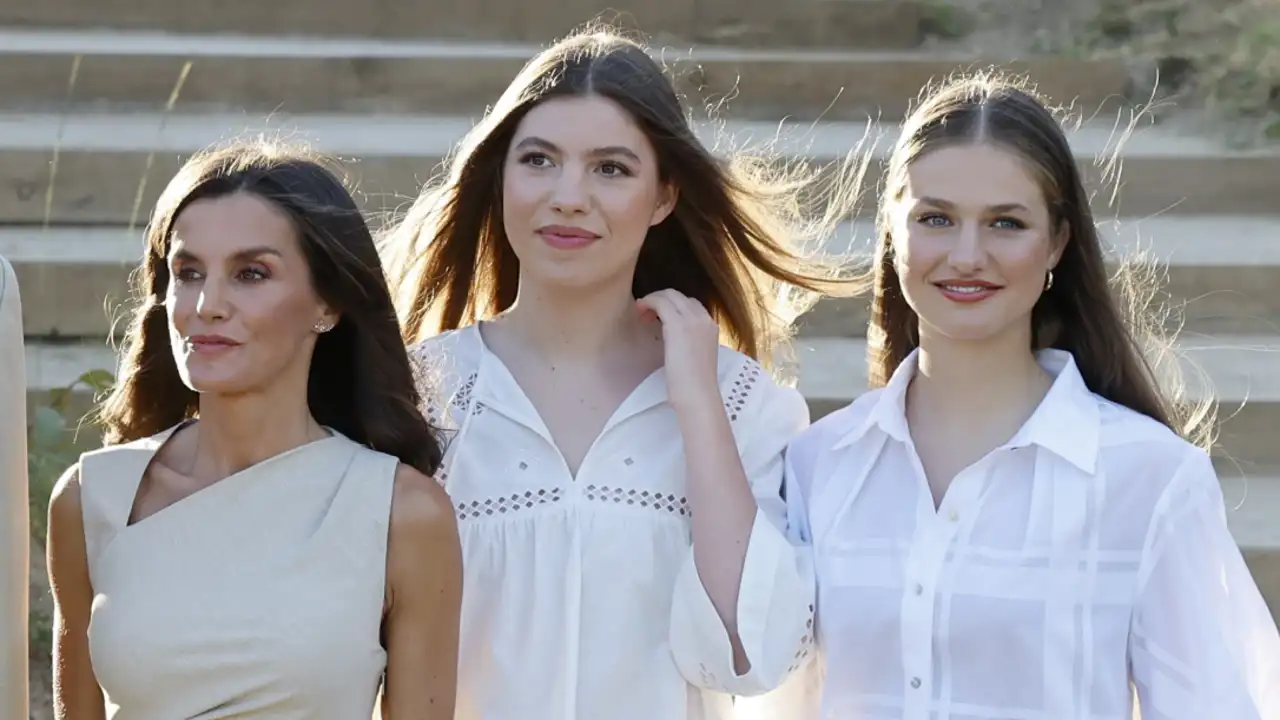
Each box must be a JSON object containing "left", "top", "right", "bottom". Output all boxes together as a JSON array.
[
  {"left": 379, "top": 25, "right": 866, "bottom": 720},
  {"left": 746, "top": 74, "right": 1280, "bottom": 719},
  {"left": 44, "top": 141, "right": 464, "bottom": 719}
]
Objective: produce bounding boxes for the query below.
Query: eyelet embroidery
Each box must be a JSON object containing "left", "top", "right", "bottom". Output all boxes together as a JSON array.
[
  {"left": 583, "top": 485, "right": 691, "bottom": 517},
  {"left": 787, "top": 603, "right": 817, "bottom": 673},
  {"left": 454, "top": 488, "right": 565, "bottom": 520},
  {"left": 724, "top": 359, "right": 762, "bottom": 422}
]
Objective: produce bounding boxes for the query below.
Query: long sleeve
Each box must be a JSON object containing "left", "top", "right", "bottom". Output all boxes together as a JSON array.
[
  {"left": 1130, "top": 448, "right": 1280, "bottom": 719},
  {"left": 669, "top": 376, "right": 817, "bottom": 696},
  {"left": 734, "top": 439, "right": 828, "bottom": 720}
]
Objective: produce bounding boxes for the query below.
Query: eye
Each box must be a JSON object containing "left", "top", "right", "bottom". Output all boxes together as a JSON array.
[
  {"left": 519, "top": 152, "right": 553, "bottom": 168},
  {"left": 915, "top": 213, "right": 951, "bottom": 228},
  {"left": 173, "top": 266, "right": 203, "bottom": 282},
  {"left": 992, "top": 217, "right": 1027, "bottom": 230},
  {"left": 598, "top": 161, "right": 633, "bottom": 177},
  {"left": 237, "top": 267, "right": 269, "bottom": 282}
]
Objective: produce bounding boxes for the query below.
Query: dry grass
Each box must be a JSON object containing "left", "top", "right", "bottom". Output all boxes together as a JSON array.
[{"left": 1083, "top": 0, "right": 1280, "bottom": 146}]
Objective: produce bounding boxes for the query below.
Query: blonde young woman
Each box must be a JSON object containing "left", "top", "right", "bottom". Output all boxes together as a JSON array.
[
  {"left": 768, "top": 75, "right": 1280, "bottom": 720},
  {"left": 381, "top": 26, "right": 863, "bottom": 720}
]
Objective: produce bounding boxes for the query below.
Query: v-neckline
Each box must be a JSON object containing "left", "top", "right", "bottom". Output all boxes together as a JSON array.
[
  {"left": 470, "top": 322, "right": 669, "bottom": 480},
  {"left": 124, "top": 421, "right": 342, "bottom": 530}
]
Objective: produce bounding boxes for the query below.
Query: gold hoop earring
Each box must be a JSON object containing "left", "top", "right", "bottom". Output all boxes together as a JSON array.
[{"left": 1044, "top": 270, "right": 1054, "bottom": 291}]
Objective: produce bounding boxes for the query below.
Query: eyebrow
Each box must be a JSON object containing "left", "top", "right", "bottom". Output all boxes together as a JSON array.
[
  {"left": 171, "top": 245, "right": 284, "bottom": 263},
  {"left": 918, "top": 196, "right": 1031, "bottom": 214},
  {"left": 513, "top": 136, "right": 643, "bottom": 164}
]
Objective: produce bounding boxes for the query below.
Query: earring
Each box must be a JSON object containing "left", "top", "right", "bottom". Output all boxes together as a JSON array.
[
  {"left": 1044, "top": 270, "right": 1054, "bottom": 291},
  {"left": 313, "top": 321, "right": 333, "bottom": 333}
]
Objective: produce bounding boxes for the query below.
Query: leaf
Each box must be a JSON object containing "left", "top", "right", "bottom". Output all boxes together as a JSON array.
[
  {"left": 30, "top": 406, "right": 67, "bottom": 450},
  {"left": 77, "top": 369, "right": 116, "bottom": 394}
]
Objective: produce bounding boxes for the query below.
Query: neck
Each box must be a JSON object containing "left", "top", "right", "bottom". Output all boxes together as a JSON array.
[
  {"left": 498, "top": 275, "right": 650, "bottom": 360},
  {"left": 910, "top": 324, "right": 1051, "bottom": 421},
  {"left": 190, "top": 366, "right": 325, "bottom": 479}
]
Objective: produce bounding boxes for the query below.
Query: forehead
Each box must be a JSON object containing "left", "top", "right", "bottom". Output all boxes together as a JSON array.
[
  {"left": 511, "top": 95, "right": 654, "bottom": 156},
  {"left": 170, "top": 192, "right": 298, "bottom": 255},
  {"left": 902, "top": 144, "right": 1044, "bottom": 208}
]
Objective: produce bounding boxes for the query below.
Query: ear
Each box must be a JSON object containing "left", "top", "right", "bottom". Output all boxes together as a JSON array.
[
  {"left": 1048, "top": 220, "right": 1069, "bottom": 269},
  {"left": 649, "top": 181, "right": 678, "bottom": 227},
  {"left": 313, "top": 302, "right": 340, "bottom": 334}
]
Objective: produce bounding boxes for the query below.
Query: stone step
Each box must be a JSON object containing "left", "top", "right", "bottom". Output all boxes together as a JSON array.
[
  {"left": 2, "top": 112, "right": 1275, "bottom": 226},
  {"left": 0, "top": 28, "right": 1125, "bottom": 121},
  {"left": 22, "top": 333, "right": 1280, "bottom": 468},
  {"left": 0, "top": 1, "right": 935, "bottom": 48},
  {"left": 7, "top": 215, "right": 1280, "bottom": 339}
]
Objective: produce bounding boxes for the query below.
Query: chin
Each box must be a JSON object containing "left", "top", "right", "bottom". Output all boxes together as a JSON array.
[
  {"left": 178, "top": 366, "right": 259, "bottom": 397},
  {"left": 527, "top": 264, "right": 626, "bottom": 292}
]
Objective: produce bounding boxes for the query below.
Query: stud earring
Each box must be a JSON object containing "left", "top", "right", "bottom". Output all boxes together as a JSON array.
[
  {"left": 1044, "top": 270, "right": 1054, "bottom": 291},
  {"left": 313, "top": 321, "right": 333, "bottom": 333}
]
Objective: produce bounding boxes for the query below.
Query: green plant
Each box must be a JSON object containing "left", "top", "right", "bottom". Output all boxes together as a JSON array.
[
  {"left": 27, "top": 369, "right": 115, "bottom": 540},
  {"left": 1085, "top": 0, "right": 1280, "bottom": 146},
  {"left": 27, "top": 368, "right": 115, "bottom": 663}
]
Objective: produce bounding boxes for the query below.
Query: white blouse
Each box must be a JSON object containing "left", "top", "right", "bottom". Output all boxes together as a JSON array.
[
  {"left": 408, "top": 324, "right": 816, "bottom": 720},
  {"left": 740, "top": 348, "right": 1280, "bottom": 720}
]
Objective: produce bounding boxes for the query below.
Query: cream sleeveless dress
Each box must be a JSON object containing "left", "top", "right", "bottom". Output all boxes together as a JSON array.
[{"left": 78, "top": 423, "right": 399, "bottom": 719}]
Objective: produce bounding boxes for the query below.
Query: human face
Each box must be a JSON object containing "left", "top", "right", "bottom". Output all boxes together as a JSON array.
[
  {"left": 501, "top": 94, "right": 676, "bottom": 291},
  {"left": 166, "top": 191, "right": 336, "bottom": 396},
  {"left": 890, "top": 143, "right": 1064, "bottom": 347}
]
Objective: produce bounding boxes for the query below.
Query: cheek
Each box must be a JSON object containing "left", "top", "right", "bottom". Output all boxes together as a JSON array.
[
  {"left": 894, "top": 231, "right": 945, "bottom": 284},
  {"left": 994, "top": 239, "right": 1053, "bottom": 288},
  {"left": 601, "top": 184, "right": 661, "bottom": 240},
  {"left": 240, "top": 286, "right": 316, "bottom": 341}
]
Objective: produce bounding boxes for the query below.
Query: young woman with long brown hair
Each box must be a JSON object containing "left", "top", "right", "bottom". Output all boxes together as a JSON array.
[
  {"left": 45, "top": 141, "right": 463, "bottom": 719},
  {"left": 767, "top": 74, "right": 1280, "bottom": 719},
  {"left": 380, "top": 25, "right": 863, "bottom": 720}
]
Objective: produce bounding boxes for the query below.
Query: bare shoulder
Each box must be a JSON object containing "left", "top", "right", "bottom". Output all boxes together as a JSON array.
[
  {"left": 389, "top": 464, "right": 458, "bottom": 548},
  {"left": 47, "top": 462, "right": 85, "bottom": 530}
]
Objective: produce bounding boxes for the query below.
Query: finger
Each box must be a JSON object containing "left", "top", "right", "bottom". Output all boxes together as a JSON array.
[{"left": 636, "top": 293, "right": 684, "bottom": 324}]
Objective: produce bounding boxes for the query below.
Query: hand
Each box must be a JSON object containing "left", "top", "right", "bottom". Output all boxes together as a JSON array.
[{"left": 636, "top": 289, "right": 722, "bottom": 416}]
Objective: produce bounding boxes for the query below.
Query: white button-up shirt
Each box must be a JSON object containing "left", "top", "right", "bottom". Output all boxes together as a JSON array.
[
  {"left": 743, "top": 348, "right": 1280, "bottom": 720},
  {"left": 409, "top": 325, "right": 816, "bottom": 720}
]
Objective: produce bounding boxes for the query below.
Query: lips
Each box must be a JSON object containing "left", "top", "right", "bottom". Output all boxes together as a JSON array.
[
  {"left": 187, "top": 335, "right": 241, "bottom": 353},
  {"left": 933, "top": 280, "right": 1002, "bottom": 303},
  {"left": 537, "top": 225, "right": 600, "bottom": 250}
]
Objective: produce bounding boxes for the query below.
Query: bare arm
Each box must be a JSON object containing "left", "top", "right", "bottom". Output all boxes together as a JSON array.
[
  {"left": 381, "top": 465, "right": 463, "bottom": 720},
  {"left": 45, "top": 464, "right": 106, "bottom": 720},
  {"left": 677, "top": 391, "right": 759, "bottom": 673}
]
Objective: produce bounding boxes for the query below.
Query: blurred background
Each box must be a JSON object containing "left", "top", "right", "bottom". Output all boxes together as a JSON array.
[{"left": 3, "top": 0, "right": 1277, "bottom": 716}]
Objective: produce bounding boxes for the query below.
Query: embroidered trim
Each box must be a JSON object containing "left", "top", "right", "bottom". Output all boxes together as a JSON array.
[
  {"left": 454, "top": 488, "right": 565, "bottom": 520},
  {"left": 724, "top": 359, "right": 763, "bottom": 422},
  {"left": 583, "top": 485, "right": 691, "bottom": 517}
]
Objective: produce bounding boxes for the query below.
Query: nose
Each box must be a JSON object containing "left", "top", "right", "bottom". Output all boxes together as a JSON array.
[
  {"left": 548, "top": 163, "right": 589, "bottom": 215},
  {"left": 195, "top": 275, "right": 230, "bottom": 322},
  {"left": 946, "top": 221, "right": 986, "bottom": 274}
]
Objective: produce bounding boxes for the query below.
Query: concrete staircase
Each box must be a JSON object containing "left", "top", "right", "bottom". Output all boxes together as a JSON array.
[{"left": 5, "top": 0, "right": 1279, "bottom": 624}]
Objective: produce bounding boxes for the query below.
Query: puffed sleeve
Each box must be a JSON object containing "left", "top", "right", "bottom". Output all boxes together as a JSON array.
[
  {"left": 1129, "top": 447, "right": 1280, "bottom": 719},
  {"left": 668, "top": 368, "right": 818, "bottom": 696}
]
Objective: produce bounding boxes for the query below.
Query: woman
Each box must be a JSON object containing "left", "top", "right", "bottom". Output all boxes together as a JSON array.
[
  {"left": 770, "top": 74, "right": 1280, "bottom": 719},
  {"left": 379, "top": 26, "right": 864, "bottom": 720},
  {"left": 45, "top": 142, "right": 463, "bottom": 719}
]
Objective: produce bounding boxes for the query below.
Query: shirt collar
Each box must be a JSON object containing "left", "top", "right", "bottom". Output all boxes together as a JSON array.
[{"left": 832, "top": 348, "right": 1100, "bottom": 474}]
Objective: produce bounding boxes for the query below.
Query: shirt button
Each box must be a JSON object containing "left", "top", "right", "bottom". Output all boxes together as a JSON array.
[
  {"left": 913, "top": 583, "right": 924, "bottom": 596},
  {"left": 948, "top": 509, "right": 959, "bottom": 522},
  {"left": 910, "top": 677, "right": 922, "bottom": 689}
]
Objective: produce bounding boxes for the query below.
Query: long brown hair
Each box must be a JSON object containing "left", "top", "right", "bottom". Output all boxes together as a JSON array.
[
  {"left": 380, "top": 24, "right": 868, "bottom": 368},
  {"left": 95, "top": 140, "right": 446, "bottom": 475},
  {"left": 869, "top": 72, "right": 1214, "bottom": 449}
]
